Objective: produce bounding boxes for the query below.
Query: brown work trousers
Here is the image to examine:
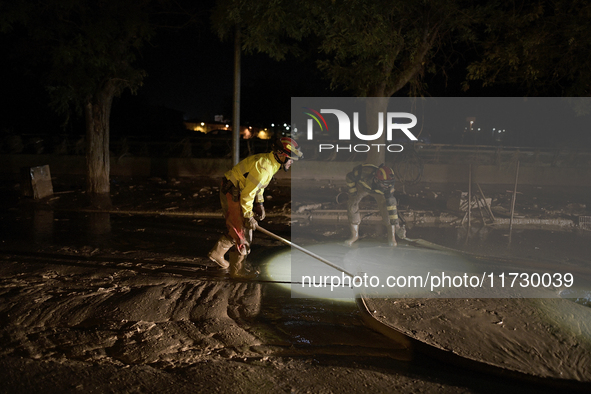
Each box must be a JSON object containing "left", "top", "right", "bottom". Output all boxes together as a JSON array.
[
  {"left": 347, "top": 188, "right": 392, "bottom": 228},
  {"left": 219, "top": 182, "right": 252, "bottom": 255}
]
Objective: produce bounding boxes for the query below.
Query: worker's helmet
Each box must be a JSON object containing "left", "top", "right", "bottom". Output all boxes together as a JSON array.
[
  {"left": 274, "top": 136, "right": 303, "bottom": 160},
  {"left": 374, "top": 164, "right": 395, "bottom": 188}
]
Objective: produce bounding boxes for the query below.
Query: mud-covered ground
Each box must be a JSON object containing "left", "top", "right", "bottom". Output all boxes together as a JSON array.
[{"left": 0, "top": 175, "right": 590, "bottom": 393}]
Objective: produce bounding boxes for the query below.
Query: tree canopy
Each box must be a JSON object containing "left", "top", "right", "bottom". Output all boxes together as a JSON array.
[
  {"left": 214, "top": 0, "right": 591, "bottom": 98},
  {"left": 213, "top": 0, "right": 483, "bottom": 163},
  {"left": 465, "top": 0, "right": 591, "bottom": 96},
  {"left": 0, "top": 0, "right": 197, "bottom": 197},
  {"left": 213, "top": 0, "right": 484, "bottom": 98},
  {"left": 1, "top": 0, "right": 156, "bottom": 122}
]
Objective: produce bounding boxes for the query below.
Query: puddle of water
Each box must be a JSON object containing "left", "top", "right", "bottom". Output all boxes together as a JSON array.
[
  {"left": 413, "top": 226, "right": 591, "bottom": 260},
  {"left": 293, "top": 222, "right": 591, "bottom": 266}
]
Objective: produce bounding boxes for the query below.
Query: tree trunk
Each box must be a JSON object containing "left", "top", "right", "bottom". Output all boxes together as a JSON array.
[
  {"left": 365, "top": 85, "right": 389, "bottom": 165},
  {"left": 84, "top": 81, "right": 115, "bottom": 207}
]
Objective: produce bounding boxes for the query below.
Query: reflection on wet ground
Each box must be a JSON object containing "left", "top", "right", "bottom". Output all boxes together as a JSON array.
[{"left": 292, "top": 222, "right": 591, "bottom": 300}]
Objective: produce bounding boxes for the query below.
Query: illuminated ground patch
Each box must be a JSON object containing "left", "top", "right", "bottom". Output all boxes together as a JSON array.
[{"left": 261, "top": 240, "right": 589, "bottom": 300}]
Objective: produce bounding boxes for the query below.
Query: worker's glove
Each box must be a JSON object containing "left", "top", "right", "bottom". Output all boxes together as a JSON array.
[
  {"left": 253, "top": 202, "right": 265, "bottom": 221},
  {"left": 244, "top": 216, "right": 258, "bottom": 230}
]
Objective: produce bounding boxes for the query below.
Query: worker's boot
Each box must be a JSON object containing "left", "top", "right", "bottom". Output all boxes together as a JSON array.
[
  {"left": 388, "top": 225, "right": 398, "bottom": 247},
  {"left": 395, "top": 224, "right": 407, "bottom": 240},
  {"left": 208, "top": 235, "right": 233, "bottom": 269},
  {"left": 344, "top": 224, "right": 359, "bottom": 246},
  {"left": 229, "top": 250, "right": 259, "bottom": 280}
]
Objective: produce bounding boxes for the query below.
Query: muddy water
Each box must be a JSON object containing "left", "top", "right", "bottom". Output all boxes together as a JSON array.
[
  {"left": 0, "top": 209, "right": 408, "bottom": 366},
  {"left": 2, "top": 207, "right": 591, "bottom": 391},
  {"left": 414, "top": 225, "right": 591, "bottom": 265}
]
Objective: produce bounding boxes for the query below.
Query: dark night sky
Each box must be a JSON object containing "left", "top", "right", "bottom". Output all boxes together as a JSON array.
[
  {"left": 0, "top": 0, "right": 517, "bottom": 137},
  {"left": 114, "top": 12, "right": 516, "bottom": 129},
  {"left": 0, "top": 6, "right": 341, "bottom": 135},
  {"left": 124, "top": 20, "right": 341, "bottom": 126}
]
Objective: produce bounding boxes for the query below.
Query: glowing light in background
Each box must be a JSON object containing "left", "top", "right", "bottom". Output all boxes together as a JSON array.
[{"left": 257, "top": 129, "right": 271, "bottom": 140}]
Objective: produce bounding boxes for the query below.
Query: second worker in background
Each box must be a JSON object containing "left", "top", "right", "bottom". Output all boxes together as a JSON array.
[{"left": 344, "top": 163, "right": 406, "bottom": 247}]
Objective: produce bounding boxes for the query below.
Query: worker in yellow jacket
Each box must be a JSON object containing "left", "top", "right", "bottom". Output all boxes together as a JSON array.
[{"left": 208, "top": 137, "right": 303, "bottom": 278}]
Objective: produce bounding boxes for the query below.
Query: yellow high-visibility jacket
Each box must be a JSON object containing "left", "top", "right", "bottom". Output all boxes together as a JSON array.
[{"left": 224, "top": 152, "right": 281, "bottom": 218}]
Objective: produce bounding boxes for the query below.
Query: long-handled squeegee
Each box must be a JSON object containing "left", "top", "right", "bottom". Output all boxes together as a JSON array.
[{"left": 256, "top": 226, "right": 356, "bottom": 278}]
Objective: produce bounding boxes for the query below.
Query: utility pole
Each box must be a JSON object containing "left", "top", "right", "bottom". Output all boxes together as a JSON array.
[
  {"left": 509, "top": 160, "right": 520, "bottom": 245},
  {"left": 232, "top": 26, "right": 241, "bottom": 166}
]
